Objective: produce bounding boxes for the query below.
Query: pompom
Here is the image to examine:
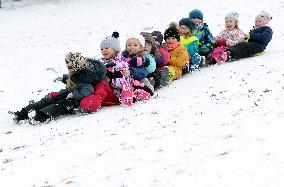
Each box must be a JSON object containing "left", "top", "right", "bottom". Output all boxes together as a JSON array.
[
  {"left": 112, "top": 31, "right": 119, "bottom": 38},
  {"left": 169, "top": 21, "right": 178, "bottom": 29}
]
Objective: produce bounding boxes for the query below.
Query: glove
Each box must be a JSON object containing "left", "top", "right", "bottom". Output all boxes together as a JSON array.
[
  {"left": 66, "top": 92, "right": 74, "bottom": 99},
  {"left": 53, "top": 76, "right": 63, "bottom": 82}
]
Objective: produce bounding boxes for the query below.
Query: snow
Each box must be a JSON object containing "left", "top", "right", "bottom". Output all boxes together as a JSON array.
[{"left": 1, "top": 0, "right": 284, "bottom": 186}]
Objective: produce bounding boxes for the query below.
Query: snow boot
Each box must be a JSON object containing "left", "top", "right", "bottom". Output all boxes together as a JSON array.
[
  {"left": 191, "top": 53, "right": 202, "bottom": 70},
  {"left": 13, "top": 109, "right": 29, "bottom": 122},
  {"left": 120, "top": 84, "right": 133, "bottom": 107},
  {"left": 160, "top": 66, "right": 170, "bottom": 86}
]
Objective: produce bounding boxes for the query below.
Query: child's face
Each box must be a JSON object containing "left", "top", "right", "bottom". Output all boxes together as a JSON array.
[
  {"left": 144, "top": 42, "right": 152, "bottom": 53},
  {"left": 101, "top": 47, "right": 117, "bottom": 60},
  {"left": 179, "top": 25, "right": 190, "bottom": 36},
  {"left": 165, "top": 37, "right": 178, "bottom": 44},
  {"left": 255, "top": 19, "right": 265, "bottom": 28},
  {"left": 191, "top": 17, "right": 203, "bottom": 24},
  {"left": 225, "top": 17, "right": 236, "bottom": 30},
  {"left": 126, "top": 38, "right": 143, "bottom": 54}
]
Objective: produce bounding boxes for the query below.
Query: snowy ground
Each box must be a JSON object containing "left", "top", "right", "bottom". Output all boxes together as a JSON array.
[{"left": 1, "top": 0, "right": 284, "bottom": 186}]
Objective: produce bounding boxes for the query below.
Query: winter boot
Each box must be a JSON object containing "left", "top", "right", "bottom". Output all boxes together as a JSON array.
[
  {"left": 120, "top": 84, "right": 133, "bottom": 107},
  {"left": 191, "top": 53, "right": 202, "bottom": 70},
  {"left": 182, "top": 62, "right": 190, "bottom": 75},
  {"left": 133, "top": 89, "right": 151, "bottom": 101},
  {"left": 160, "top": 66, "right": 170, "bottom": 86},
  {"left": 13, "top": 109, "right": 29, "bottom": 122},
  {"left": 33, "top": 111, "right": 51, "bottom": 123}
]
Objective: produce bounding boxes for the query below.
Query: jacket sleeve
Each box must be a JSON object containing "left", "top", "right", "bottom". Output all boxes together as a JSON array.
[
  {"left": 129, "top": 66, "right": 148, "bottom": 81},
  {"left": 187, "top": 42, "right": 199, "bottom": 56},
  {"left": 72, "top": 84, "right": 94, "bottom": 101},
  {"left": 200, "top": 26, "right": 215, "bottom": 54}
]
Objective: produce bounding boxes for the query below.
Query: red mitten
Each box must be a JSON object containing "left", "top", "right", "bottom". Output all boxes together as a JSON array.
[{"left": 48, "top": 92, "right": 58, "bottom": 97}]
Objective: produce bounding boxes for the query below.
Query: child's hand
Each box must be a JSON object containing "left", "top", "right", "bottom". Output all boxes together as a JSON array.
[
  {"left": 130, "top": 57, "right": 143, "bottom": 67},
  {"left": 122, "top": 69, "right": 131, "bottom": 76},
  {"left": 244, "top": 33, "right": 250, "bottom": 40},
  {"left": 53, "top": 76, "right": 63, "bottom": 82},
  {"left": 215, "top": 38, "right": 227, "bottom": 47}
]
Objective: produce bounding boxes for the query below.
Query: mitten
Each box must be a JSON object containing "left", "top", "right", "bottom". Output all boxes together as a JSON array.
[
  {"left": 215, "top": 38, "right": 227, "bottom": 47},
  {"left": 66, "top": 92, "right": 74, "bottom": 99},
  {"left": 53, "top": 76, "right": 63, "bottom": 82},
  {"left": 130, "top": 57, "right": 143, "bottom": 67}
]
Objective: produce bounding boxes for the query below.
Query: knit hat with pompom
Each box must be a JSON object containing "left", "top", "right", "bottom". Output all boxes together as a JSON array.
[
  {"left": 100, "top": 31, "right": 121, "bottom": 51},
  {"left": 164, "top": 22, "right": 180, "bottom": 41}
]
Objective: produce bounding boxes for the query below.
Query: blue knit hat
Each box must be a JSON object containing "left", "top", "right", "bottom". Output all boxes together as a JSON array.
[
  {"left": 179, "top": 18, "right": 195, "bottom": 31},
  {"left": 189, "top": 9, "right": 203, "bottom": 20}
]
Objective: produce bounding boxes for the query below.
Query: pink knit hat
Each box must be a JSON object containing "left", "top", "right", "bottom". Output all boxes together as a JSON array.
[{"left": 255, "top": 11, "right": 272, "bottom": 25}]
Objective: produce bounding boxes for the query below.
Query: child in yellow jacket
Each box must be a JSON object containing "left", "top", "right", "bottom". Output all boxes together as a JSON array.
[{"left": 164, "top": 23, "right": 189, "bottom": 80}]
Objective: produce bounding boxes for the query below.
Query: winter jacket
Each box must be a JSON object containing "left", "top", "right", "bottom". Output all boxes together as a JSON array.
[
  {"left": 215, "top": 28, "right": 245, "bottom": 47},
  {"left": 59, "top": 59, "right": 106, "bottom": 102},
  {"left": 102, "top": 54, "right": 133, "bottom": 99},
  {"left": 180, "top": 35, "right": 199, "bottom": 56},
  {"left": 248, "top": 26, "right": 273, "bottom": 51},
  {"left": 192, "top": 23, "right": 215, "bottom": 56},
  {"left": 166, "top": 42, "right": 189, "bottom": 80}
]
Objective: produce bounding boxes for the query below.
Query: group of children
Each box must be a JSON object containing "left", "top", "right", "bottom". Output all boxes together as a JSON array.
[{"left": 12, "top": 9, "right": 273, "bottom": 123}]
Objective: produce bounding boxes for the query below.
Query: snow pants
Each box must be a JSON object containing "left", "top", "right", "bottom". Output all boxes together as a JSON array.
[
  {"left": 228, "top": 42, "right": 264, "bottom": 60},
  {"left": 80, "top": 80, "right": 119, "bottom": 112}
]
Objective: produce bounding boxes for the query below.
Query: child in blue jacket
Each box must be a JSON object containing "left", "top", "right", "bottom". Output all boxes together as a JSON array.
[{"left": 189, "top": 9, "right": 215, "bottom": 56}]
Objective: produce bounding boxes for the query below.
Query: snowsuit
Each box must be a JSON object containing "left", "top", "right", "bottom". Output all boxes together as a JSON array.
[{"left": 228, "top": 26, "right": 273, "bottom": 60}]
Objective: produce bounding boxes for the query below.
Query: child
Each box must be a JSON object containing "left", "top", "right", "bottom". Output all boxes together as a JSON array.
[
  {"left": 12, "top": 52, "right": 106, "bottom": 123},
  {"left": 189, "top": 9, "right": 215, "bottom": 56},
  {"left": 164, "top": 23, "right": 189, "bottom": 80},
  {"left": 141, "top": 31, "right": 171, "bottom": 87},
  {"left": 223, "top": 11, "right": 273, "bottom": 61},
  {"left": 178, "top": 18, "right": 203, "bottom": 71},
  {"left": 208, "top": 11, "right": 245, "bottom": 64},
  {"left": 122, "top": 36, "right": 155, "bottom": 94}
]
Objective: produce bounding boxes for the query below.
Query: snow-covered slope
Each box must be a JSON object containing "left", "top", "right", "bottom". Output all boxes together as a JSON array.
[{"left": 1, "top": 0, "right": 284, "bottom": 186}]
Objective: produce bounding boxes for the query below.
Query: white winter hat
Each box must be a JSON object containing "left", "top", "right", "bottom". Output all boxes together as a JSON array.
[
  {"left": 255, "top": 11, "right": 272, "bottom": 25},
  {"left": 226, "top": 12, "right": 239, "bottom": 21}
]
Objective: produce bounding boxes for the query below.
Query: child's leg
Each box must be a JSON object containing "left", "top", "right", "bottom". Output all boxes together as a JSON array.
[
  {"left": 13, "top": 95, "right": 64, "bottom": 122},
  {"left": 228, "top": 42, "right": 263, "bottom": 60},
  {"left": 159, "top": 66, "right": 171, "bottom": 86},
  {"left": 34, "top": 98, "right": 77, "bottom": 122}
]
